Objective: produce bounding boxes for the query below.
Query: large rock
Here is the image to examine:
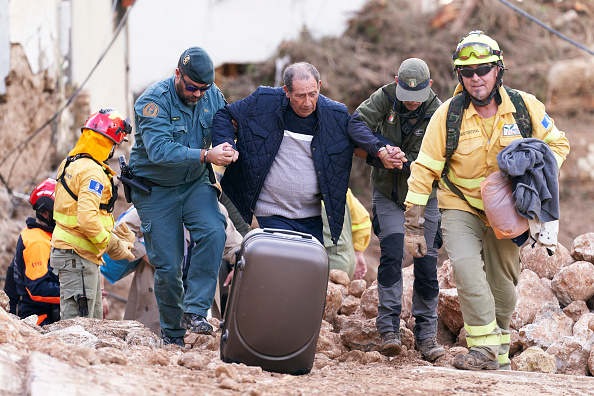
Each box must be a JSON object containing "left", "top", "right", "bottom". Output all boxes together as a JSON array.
[
  {"left": 510, "top": 346, "right": 557, "bottom": 373},
  {"left": 0, "top": 349, "right": 24, "bottom": 393},
  {"left": 437, "top": 288, "right": 464, "bottom": 335},
  {"left": 437, "top": 259, "right": 456, "bottom": 289},
  {"left": 436, "top": 317, "right": 457, "bottom": 347},
  {"left": 323, "top": 282, "right": 343, "bottom": 322},
  {"left": 316, "top": 321, "right": 347, "bottom": 359},
  {"left": 0, "top": 290, "right": 10, "bottom": 312},
  {"left": 510, "top": 269, "right": 559, "bottom": 330},
  {"left": 573, "top": 313, "right": 594, "bottom": 335},
  {"left": 509, "top": 328, "right": 521, "bottom": 357},
  {"left": 590, "top": 344, "right": 594, "bottom": 376},
  {"left": 546, "top": 332, "right": 594, "bottom": 376},
  {"left": 571, "top": 232, "right": 594, "bottom": 263},
  {"left": 518, "top": 302, "right": 573, "bottom": 350},
  {"left": 551, "top": 261, "right": 594, "bottom": 306},
  {"left": 360, "top": 283, "right": 379, "bottom": 319},
  {"left": 348, "top": 279, "right": 367, "bottom": 298},
  {"left": 339, "top": 316, "right": 381, "bottom": 352},
  {"left": 329, "top": 269, "right": 350, "bottom": 287},
  {"left": 42, "top": 325, "right": 98, "bottom": 348},
  {"left": 520, "top": 243, "right": 573, "bottom": 279},
  {"left": 340, "top": 295, "right": 361, "bottom": 316},
  {"left": 563, "top": 300, "right": 590, "bottom": 323},
  {"left": 0, "top": 307, "right": 24, "bottom": 344}
]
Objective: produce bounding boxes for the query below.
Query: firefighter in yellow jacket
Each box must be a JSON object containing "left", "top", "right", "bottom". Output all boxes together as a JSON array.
[
  {"left": 404, "top": 31, "right": 570, "bottom": 370},
  {"left": 51, "top": 108, "right": 135, "bottom": 320}
]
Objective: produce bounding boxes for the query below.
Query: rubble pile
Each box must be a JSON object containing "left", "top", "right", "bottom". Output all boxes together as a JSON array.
[
  {"left": 319, "top": 233, "right": 594, "bottom": 376},
  {"left": 0, "top": 232, "right": 593, "bottom": 390}
]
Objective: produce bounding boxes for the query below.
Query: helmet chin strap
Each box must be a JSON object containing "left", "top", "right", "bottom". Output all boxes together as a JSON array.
[
  {"left": 36, "top": 211, "right": 56, "bottom": 230},
  {"left": 458, "top": 64, "right": 505, "bottom": 107}
]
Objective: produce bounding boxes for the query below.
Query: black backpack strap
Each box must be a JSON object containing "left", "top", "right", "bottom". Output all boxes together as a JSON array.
[
  {"left": 504, "top": 86, "right": 532, "bottom": 138},
  {"left": 381, "top": 85, "right": 396, "bottom": 104},
  {"left": 442, "top": 88, "right": 531, "bottom": 212},
  {"left": 444, "top": 92, "right": 468, "bottom": 175},
  {"left": 57, "top": 155, "right": 117, "bottom": 213},
  {"left": 58, "top": 156, "right": 82, "bottom": 203}
]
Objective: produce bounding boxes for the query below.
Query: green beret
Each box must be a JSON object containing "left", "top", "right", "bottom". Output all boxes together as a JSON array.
[{"left": 179, "top": 47, "right": 214, "bottom": 85}]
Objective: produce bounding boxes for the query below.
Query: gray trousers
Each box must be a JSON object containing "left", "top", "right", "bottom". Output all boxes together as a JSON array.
[
  {"left": 51, "top": 248, "right": 102, "bottom": 320},
  {"left": 372, "top": 190, "right": 440, "bottom": 340}
]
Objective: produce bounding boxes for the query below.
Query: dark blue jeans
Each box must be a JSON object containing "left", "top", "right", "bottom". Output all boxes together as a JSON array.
[{"left": 256, "top": 215, "right": 323, "bottom": 245}]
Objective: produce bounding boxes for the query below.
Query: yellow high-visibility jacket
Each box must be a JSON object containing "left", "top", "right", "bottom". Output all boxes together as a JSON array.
[
  {"left": 406, "top": 85, "right": 570, "bottom": 222},
  {"left": 347, "top": 190, "right": 371, "bottom": 253},
  {"left": 52, "top": 157, "right": 116, "bottom": 265}
]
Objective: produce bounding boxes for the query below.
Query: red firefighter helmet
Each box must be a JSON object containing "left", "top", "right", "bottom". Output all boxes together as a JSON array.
[
  {"left": 29, "top": 178, "right": 56, "bottom": 212},
  {"left": 82, "top": 108, "right": 132, "bottom": 145}
]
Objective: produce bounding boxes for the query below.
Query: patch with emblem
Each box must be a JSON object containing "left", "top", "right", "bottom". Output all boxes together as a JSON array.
[
  {"left": 388, "top": 110, "right": 396, "bottom": 124},
  {"left": 408, "top": 79, "right": 417, "bottom": 88},
  {"left": 183, "top": 55, "right": 190, "bottom": 65},
  {"left": 502, "top": 123, "right": 521, "bottom": 136},
  {"left": 88, "top": 180, "right": 104, "bottom": 196},
  {"left": 143, "top": 103, "right": 159, "bottom": 117},
  {"left": 541, "top": 113, "right": 552, "bottom": 131},
  {"left": 413, "top": 129, "right": 424, "bottom": 136}
]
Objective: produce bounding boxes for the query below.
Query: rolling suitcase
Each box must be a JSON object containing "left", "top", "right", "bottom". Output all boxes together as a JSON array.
[{"left": 219, "top": 228, "right": 329, "bottom": 375}]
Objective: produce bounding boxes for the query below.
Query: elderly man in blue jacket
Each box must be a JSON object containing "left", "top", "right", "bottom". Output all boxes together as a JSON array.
[{"left": 212, "top": 62, "right": 352, "bottom": 245}]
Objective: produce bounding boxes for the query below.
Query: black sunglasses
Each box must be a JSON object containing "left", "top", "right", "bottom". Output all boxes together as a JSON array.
[
  {"left": 458, "top": 64, "right": 495, "bottom": 78},
  {"left": 180, "top": 71, "right": 211, "bottom": 93}
]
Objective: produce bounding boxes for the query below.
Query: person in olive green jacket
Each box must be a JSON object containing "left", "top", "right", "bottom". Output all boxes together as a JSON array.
[{"left": 347, "top": 58, "right": 444, "bottom": 362}]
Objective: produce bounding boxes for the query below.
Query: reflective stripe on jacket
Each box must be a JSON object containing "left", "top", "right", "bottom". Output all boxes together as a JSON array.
[{"left": 52, "top": 157, "right": 115, "bottom": 265}]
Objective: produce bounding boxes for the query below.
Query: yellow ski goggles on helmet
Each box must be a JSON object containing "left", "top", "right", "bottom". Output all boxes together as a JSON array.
[{"left": 453, "top": 42, "right": 501, "bottom": 61}]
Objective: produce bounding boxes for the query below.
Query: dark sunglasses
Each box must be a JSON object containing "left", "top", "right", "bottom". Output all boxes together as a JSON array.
[
  {"left": 180, "top": 71, "right": 211, "bottom": 93},
  {"left": 458, "top": 64, "right": 495, "bottom": 78}
]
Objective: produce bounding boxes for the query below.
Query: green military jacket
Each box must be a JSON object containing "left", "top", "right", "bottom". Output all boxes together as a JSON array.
[{"left": 356, "top": 81, "right": 440, "bottom": 208}]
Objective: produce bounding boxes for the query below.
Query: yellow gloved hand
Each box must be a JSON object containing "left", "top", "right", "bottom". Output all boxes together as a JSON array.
[
  {"left": 113, "top": 222, "right": 135, "bottom": 245},
  {"left": 106, "top": 233, "right": 135, "bottom": 261},
  {"left": 404, "top": 204, "right": 427, "bottom": 258}
]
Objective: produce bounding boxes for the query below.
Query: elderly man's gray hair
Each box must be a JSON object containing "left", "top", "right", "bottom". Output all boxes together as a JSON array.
[{"left": 283, "top": 62, "right": 320, "bottom": 92}]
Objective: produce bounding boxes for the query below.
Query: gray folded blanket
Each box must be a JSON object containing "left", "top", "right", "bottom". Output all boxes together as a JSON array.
[{"left": 497, "top": 138, "right": 559, "bottom": 222}]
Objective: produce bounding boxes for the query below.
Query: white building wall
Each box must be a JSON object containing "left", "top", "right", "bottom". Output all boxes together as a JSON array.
[
  {"left": 128, "top": 0, "right": 368, "bottom": 94},
  {"left": 70, "top": 0, "right": 129, "bottom": 118}
]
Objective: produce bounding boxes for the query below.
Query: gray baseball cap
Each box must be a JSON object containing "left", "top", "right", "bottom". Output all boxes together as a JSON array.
[{"left": 395, "top": 58, "right": 431, "bottom": 102}]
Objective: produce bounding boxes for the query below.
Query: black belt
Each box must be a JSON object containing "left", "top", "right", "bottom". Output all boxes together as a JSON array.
[
  {"left": 138, "top": 178, "right": 162, "bottom": 188},
  {"left": 54, "top": 248, "right": 76, "bottom": 254}
]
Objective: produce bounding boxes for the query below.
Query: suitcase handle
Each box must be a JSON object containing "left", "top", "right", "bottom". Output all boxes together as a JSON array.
[{"left": 262, "top": 228, "right": 313, "bottom": 239}]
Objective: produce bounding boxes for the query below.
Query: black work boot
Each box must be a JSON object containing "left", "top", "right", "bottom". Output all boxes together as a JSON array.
[
  {"left": 380, "top": 331, "right": 402, "bottom": 357},
  {"left": 416, "top": 337, "right": 446, "bottom": 362},
  {"left": 181, "top": 313, "right": 214, "bottom": 335},
  {"left": 161, "top": 330, "right": 185, "bottom": 347},
  {"left": 452, "top": 350, "right": 499, "bottom": 371}
]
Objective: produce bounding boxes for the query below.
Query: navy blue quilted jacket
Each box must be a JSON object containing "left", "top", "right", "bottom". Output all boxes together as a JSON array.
[{"left": 212, "top": 86, "right": 353, "bottom": 245}]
